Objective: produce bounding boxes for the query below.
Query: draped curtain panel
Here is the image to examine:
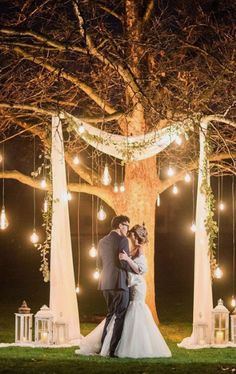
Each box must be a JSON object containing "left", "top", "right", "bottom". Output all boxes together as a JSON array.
[
  {"left": 50, "top": 116, "right": 80, "bottom": 342},
  {"left": 179, "top": 121, "right": 213, "bottom": 348},
  {"left": 65, "top": 112, "right": 183, "bottom": 161}
]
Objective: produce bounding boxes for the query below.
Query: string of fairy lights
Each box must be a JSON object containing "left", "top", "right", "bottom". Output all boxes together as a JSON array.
[{"left": 0, "top": 134, "right": 235, "bottom": 306}]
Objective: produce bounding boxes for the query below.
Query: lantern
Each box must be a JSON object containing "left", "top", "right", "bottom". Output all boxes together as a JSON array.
[
  {"left": 211, "top": 299, "right": 229, "bottom": 345},
  {"left": 193, "top": 322, "right": 208, "bottom": 345},
  {"left": 230, "top": 307, "right": 236, "bottom": 344},
  {"left": 35, "top": 305, "right": 54, "bottom": 345},
  {"left": 15, "top": 301, "right": 33, "bottom": 343},
  {"left": 53, "top": 321, "right": 68, "bottom": 345}
]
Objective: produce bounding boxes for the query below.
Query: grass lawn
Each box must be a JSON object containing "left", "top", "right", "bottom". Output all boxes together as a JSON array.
[
  {"left": 0, "top": 289, "right": 235, "bottom": 373},
  {"left": 0, "top": 319, "right": 236, "bottom": 373}
]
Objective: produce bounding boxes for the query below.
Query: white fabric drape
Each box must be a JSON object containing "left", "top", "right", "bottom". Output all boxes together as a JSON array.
[
  {"left": 50, "top": 116, "right": 80, "bottom": 342},
  {"left": 65, "top": 112, "right": 181, "bottom": 161},
  {"left": 178, "top": 121, "right": 213, "bottom": 348}
]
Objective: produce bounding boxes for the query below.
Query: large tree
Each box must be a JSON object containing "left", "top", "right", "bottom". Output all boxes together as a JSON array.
[{"left": 0, "top": 0, "right": 235, "bottom": 322}]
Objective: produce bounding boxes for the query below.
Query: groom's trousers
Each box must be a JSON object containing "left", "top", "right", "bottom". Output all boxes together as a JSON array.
[{"left": 101, "top": 290, "right": 129, "bottom": 356}]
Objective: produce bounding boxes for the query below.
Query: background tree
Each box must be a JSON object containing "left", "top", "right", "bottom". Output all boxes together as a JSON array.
[{"left": 0, "top": 0, "right": 235, "bottom": 322}]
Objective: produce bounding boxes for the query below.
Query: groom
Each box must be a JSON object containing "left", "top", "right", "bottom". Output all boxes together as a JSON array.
[{"left": 97, "top": 215, "right": 131, "bottom": 357}]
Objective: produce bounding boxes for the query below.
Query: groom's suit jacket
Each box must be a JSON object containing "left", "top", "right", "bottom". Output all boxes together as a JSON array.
[{"left": 97, "top": 231, "right": 130, "bottom": 291}]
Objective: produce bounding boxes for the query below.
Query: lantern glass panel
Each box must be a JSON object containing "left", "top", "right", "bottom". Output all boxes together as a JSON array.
[
  {"left": 214, "top": 314, "right": 220, "bottom": 328},
  {"left": 221, "top": 315, "right": 226, "bottom": 329}
]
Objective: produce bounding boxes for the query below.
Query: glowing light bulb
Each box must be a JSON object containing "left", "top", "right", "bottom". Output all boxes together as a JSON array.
[
  {"left": 67, "top": 191, "right": 72, "bottom": 201},
  {"left": 101, "top": 164, "right": 112, "bottom": 186},
  {"left": 157, "top": 194, "right": 160, "bottom": 207},
  {"left": 89, "top": 244, "right": 97, "bottom": 258},
  {"left": 0, "top": 154, "right": 2, "bottom": 163},
  {"left": 0, "top": 207, "right": 9, "bottom": 230},
  {"left": 214, "top": 266, "right": 223, "bottom": 279},
  {"left": 219, "top": 202, "right": 225, "bottom": 211},
  {"left": 184, "top": 173, "right": 191, "bottom": 183},
  {"left": 93, "top": 270, "right": 100, "bottom": 280},
  {"left": 119, "top": 182, "right": 125, "bottom": 192},
  {"left": 40, "top": 178, "right": 47, "bottom": 189},
  {"left": 231, "top": 296, "right": 236, "bottom": 308},
  {"left": 172, "top": 184, "right": 178, "bottom": 194},
  {"left": 113, "top": 183, "right": 119, "bottom": 193},
  {"left": 30, "top": 229, "right": 39, "bottom": 244},
  {"left": 97, "top": 206, "right": 106, "bottom": 221},
  {"left": 167, "top": 166, "right": 175, "bottom": 177},
  {"left": 73, "top": 155, "right": 80, "bottom": 165},
  {"left": 175, "top": 135, "right": 182, "bottom": 145},
  {"left": 43, "top": 199, "right": 48, "bottom": 213},
  {"left": 191, "top": 222, "right": 196, "bottom": 232},
  {"left": 78, "top": 124, "right": 85, "bottom": 134},
  {"left": 75, "top": 286, "right": 80, "bottom": 294}
]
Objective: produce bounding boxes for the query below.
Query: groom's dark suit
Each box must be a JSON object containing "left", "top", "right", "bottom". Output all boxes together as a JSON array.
[{"left": 98, "top": 231, "right": 131, "bottom": 356}]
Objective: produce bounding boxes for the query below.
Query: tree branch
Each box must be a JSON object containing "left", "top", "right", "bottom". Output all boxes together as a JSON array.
[
  {"left": 12, "top": 46, "right": 116, "bottom": 114},
  {"left": 159, "top": 152, "right": 236, "bottom": 193},
  {"left": 142, "top": 0, "right": 154, "bottom": 25},
  {"left": 0, "top": 170, "right": 115, "bottom": 208}
]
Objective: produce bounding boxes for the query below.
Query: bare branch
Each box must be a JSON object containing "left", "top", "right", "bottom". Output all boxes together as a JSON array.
[
  {"left": 0, "top": 170, "right": 114, "bottom": 208},
  {"left": 143, "top": 0, "right": 155, "bottom": 25},
  {"left": 13, "top": 46, "right": 116, "bottom": 114}
]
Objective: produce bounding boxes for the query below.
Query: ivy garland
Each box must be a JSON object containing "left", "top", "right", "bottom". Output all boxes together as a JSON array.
[
  {"left": 33, "top": 140, "right": 52, "bottom": 283},
  {"left": 200, "top": 140, "right": 218, "bottom": 278}
]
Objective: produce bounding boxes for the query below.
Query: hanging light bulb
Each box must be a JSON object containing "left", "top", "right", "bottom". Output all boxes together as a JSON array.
[
  {"left": 167, "top": 166, "right": 175, "bottom": 177},
  {"left": 78, "top": 124, "right": 85, "bottom": 134},
  {"left": 30, "top": 229, "right": 39, "bottom": 244},
  {"left": 219, "top": 201, "right": 225, "bottom": 211},
  {"left": 0, "top": 206, "right": 9, "bottom": 230},
  {"left": 101, "top": 164, "right": 112, "bottom": 186},
  {"left": 0, "top": 154, "right": 2, "bottom": 163},
  {"left": 119, "top": 182, "right": 125, "bottom": 192},
  {"left": 113, "top": 183, "right": 119, "bottom": 193},
  {"left": 75, "top": 286, "right": 80, "bottom": 294},
  {"left": 214, "top": 266, "right": 223, "bottom": 279},
  {"left": 43, "top": 198, "right": 48, "bottom": 213},
  {"left": 184, "top": 173, "right": 191, "bottom": 183},
  {"left": 231, "top": 296, "right": 236, "bottom": 308},
  {"left": 93, "top": 269, "right": 100, "bottom": 280},
  {"left": 157, "top": 194, "right": 160, "bottom": 207},
  {"left": 191, "top": 222, "right": 196, "bottom": 232},
  {"left": 97, "top": 205, "right": 106, "bottom": 221},
  {"left": 89, "top": 244, "right": 97, "bottom": 258},
  {"left": 73, "top": 155, "right": 80, "bottom": 165},
  {"left": 172, "top": 184, "right": 178, "bottom": 194},
  {"left": 40, "top": 178, "right": 47, "bottom": 189},
  {"left": 175, "top": 135, "right": 182, "bottom": 145}
]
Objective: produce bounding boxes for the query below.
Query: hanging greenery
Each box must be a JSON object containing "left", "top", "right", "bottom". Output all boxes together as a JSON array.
[
  {"left": 200, "top": 140, "right": 218, "bottom": 278},
  {"left": 33, "top": 141, "right": 52, "bottom": 283}
]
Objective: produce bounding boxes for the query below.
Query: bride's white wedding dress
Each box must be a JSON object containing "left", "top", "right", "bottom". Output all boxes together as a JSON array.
[{"left": 75, "top": 255, "right": 171, "bottom": 358}]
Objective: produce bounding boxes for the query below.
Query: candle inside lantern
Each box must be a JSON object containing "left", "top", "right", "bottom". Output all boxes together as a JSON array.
[
  {"left": 41, "top": 332, "right": 48, "bottom": 344},
  {"left": 215, "top": 330, "right": 224, "bottom": 344}
]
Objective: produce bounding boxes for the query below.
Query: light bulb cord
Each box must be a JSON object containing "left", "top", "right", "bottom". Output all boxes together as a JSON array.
[{"left": 2, "top": 141, "right": 5, "bottom": 207}]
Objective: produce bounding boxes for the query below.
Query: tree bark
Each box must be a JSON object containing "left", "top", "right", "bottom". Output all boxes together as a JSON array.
[{"left": 114, "top": 156, "right": 159, "bottom": 323}]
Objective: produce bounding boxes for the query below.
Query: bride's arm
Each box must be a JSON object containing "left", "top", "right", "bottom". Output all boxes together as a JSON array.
[{"left": 119, "top": 251, "right": 139, "bottom": 274}]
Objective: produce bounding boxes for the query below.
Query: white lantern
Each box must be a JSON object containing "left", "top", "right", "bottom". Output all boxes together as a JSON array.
[
  {"left": 35, "top": 305, "right": 54, "bottom": 345},
  {"left": 211, "top": 299, "right": 229, "bottom": 345},
  {"left": 230, "top": 307, "right": 236, "bottom": 344},
  {"left": 15, "top": 301, "right": 33, "bottom": 343},
  {"left": 53, "top": 321, "right": 68, "bottom": 345},
  {"left": 193, "top": 322, "right": 208, "bottom": 345}
]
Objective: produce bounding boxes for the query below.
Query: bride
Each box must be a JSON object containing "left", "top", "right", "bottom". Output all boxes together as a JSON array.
[{"left": 76, "top": 224, "right": 171, "bottom": 358}]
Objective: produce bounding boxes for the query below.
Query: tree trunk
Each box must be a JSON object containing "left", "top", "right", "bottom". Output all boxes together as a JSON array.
[{"left": 114, "top": 157, "right": 159, "bottom": 323}]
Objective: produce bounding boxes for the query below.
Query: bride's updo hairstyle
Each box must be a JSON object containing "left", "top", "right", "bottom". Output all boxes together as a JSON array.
[{"left": 128, "top": 223, "right": 148, "bottom": 245}]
